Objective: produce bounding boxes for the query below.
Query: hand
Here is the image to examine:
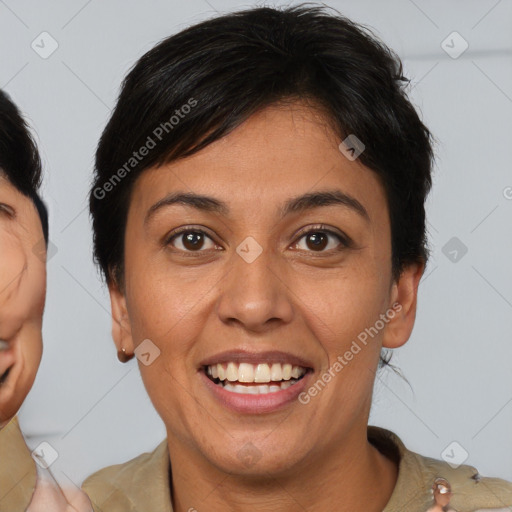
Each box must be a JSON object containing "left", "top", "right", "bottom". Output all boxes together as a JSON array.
[{"left": 26, "top": 470, "right": 94, "bottom": 512}]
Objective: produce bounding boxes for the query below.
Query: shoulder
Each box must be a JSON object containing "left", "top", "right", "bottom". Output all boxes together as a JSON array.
[
  {"left": 0, "top": 416, "right": 37, "bottom": 511},
  {"left": 412, "top": 450, "right": 512, "bottom": 510},
  {"left": 368, "top": 426, "right": 512, "bottom": 511},
  {"left": 82, "top": 439, "right": 172, "bottom": 512}
]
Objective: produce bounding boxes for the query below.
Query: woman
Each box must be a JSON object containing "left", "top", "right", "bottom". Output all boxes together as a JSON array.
[
  {"left": 83, "top": 5, "right": 512, "bottom": 511},
  {"left": 0, "top": 88, "right": 47, "bottom": 511},
  {"left": 0, "top": 89, "right": 92, "bottom": 512}
]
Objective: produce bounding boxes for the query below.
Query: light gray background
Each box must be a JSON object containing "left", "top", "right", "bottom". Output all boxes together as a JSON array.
[{"left": 1, "top": 0, "right": 511, "bottom": 492}]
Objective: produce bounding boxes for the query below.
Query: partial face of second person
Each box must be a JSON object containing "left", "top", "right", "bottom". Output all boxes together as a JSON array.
[
  {"left": 0, "top": 172, "right": 46, "bottom": 426},
  {"left": 111, "top": 102, "right": 423, "bottom": 477}
]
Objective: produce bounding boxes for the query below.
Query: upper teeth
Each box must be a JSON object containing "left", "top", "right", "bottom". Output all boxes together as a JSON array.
[
  {"left": 206, "top": 362, "right": 306, "bottom": 383},
  {"left": 0, "top": 340, "right": 9, "bottom": 351}
]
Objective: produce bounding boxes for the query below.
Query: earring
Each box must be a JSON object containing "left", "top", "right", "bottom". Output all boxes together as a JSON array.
[{"left": 117, "top": 347, "right": 134, "bottom": 363}]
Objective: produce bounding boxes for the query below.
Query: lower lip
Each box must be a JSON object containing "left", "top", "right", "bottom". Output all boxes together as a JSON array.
[{"left": 200, "top": 369, "right": 311, "bottom": 414}]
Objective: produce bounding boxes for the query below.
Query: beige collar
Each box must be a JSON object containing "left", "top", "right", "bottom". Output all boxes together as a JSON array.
[
  {"left": 0, "top": 415, "right": 37, "bottom": 510},
  {"left": 84, "top": 425, "right": 512, "bottom": 512}
]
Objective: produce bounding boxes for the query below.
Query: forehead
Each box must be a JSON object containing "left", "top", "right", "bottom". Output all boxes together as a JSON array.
[{"left": 130, "top": 103, "right": 389, "bottom": 222}]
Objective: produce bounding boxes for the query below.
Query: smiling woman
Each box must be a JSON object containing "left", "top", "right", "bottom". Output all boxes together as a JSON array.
[
  {"left": 83, "top": 4, "right": 512, "bottom": 512},
  {"left": 0, "top": 90, "right": 93, "bottom": 511},
  {"left": 0, "top": 90, "right": 47, "bottom": 431}
]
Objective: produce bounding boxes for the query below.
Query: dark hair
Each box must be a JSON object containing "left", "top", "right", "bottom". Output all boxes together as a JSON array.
[
  {"left": 89, "top": 4, "right": 434, "bottom": 371},
  {"left": 0, "top": 89, "right": 48, "bottom": 245}
]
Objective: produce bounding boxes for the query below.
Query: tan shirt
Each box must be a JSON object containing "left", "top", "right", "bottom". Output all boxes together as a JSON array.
[
  {"left": 0, "top": 416, "right": 37, "bottom": 511},
  {"left": 82, "top": 426, "right": 512, "bottom": 512}
]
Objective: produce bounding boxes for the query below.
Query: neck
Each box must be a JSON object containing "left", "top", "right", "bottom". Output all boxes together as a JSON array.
[{"left": 167, "top": 424, "right": 398, "bottom": 512}]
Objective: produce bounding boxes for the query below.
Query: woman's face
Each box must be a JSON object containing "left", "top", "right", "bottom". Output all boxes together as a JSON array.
[
  {"left": 112, "top": 103, "right": 421, "bottom": 476},
  {"left": 0, "top": 173, "right": 46, "bottom": 426}
]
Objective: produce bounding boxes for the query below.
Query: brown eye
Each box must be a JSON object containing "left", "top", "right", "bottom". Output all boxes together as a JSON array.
[
  {"left": 304, "top": 232, "right": 329, "bottom": 251},
  {"left": 166, "top": 229, "right": 217, "bottom": 252},
  {"left": 294, "top": 227, "right": 350, "bottom": 253}
]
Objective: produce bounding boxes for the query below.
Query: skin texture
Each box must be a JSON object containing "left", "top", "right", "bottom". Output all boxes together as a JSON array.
[
  {"left": 110, "top": 102, "right": 424, "bottom": 512},
  {"left": 0, "top": 173, "right": 46, "bottom": 427}
]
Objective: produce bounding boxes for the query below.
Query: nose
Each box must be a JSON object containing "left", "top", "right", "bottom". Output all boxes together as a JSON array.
[{"left": 215, "top": 243, "right": 294, "bottom": 332}]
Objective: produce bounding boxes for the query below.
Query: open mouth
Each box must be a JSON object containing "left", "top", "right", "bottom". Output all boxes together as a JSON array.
[
  {"left": 0, "top": 364, "right": 13, "bottom": 386},
  {"left": 204, "top": 362, "right": 310, "bottom": 394}
]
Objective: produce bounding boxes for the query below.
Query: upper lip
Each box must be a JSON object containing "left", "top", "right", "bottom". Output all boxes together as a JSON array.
[{"left": 199, "top": 349, "right": 314, "bottom": 369}]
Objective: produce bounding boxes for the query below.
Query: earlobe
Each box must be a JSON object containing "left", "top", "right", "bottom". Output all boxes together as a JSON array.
[
  {"left": 108, "top": 280, "right": 135, "bottom": 360},
  {"left": 382, "top": 261, "right": 425, "bottom": 349}
]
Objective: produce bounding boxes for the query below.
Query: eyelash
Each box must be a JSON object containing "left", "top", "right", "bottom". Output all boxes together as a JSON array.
[{"left": 164, "top": 224, "right": 351, "bottom": 255}]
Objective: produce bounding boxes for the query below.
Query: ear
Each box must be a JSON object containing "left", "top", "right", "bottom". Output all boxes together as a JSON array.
[
  {"left": 108, "top": 279, "right": 135, "bottom": 356},
  {"left": 382, "top": 261, "right": 425, "bottom": 349}
]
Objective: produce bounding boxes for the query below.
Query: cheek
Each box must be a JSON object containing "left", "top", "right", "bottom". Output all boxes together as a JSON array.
[
  {"left": 127, "top": 272, "right": 202, "bottom": 431},
  {"left": 0, "top": 238, "right": 40, "bottom": 338},
  {"left": 0, "top": 234, "right": 26, "bottom": 299},
  {"left": 298, "top": 263, "right": 389, "bottom": 353},
  {"left": 125, "top": 263, "right": 209, "bottom": 403},
  {"left": 18, "top": 324, "right": 43, "bottom": 375},
  {"left": 126, "top": 244, "right": 219, "bottom": 344},
  {"left": 26, "top": 256, "right": 47, "bottom": 315},
  {"left": 127, "top": 269, "right": 204, "bottom": 344},
  {"left": 9, "top": 263, "right": 46, "bottom": 329}
]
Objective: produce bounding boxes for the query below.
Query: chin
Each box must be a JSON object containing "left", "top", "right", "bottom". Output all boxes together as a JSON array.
[{"left": 200, "top": 437, "right": 309, "bottom": 478}]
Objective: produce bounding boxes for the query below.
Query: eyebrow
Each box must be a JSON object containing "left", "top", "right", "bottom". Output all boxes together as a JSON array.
[{"left": 144, "top": 189, "right": 370, "bottom": 225}]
